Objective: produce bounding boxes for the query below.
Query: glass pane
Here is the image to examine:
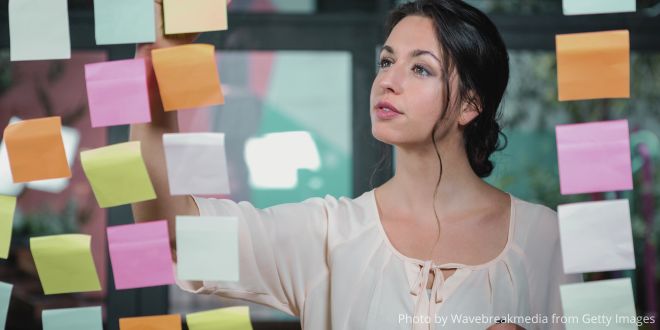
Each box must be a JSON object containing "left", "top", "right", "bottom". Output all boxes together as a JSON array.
[
  {"left": 170, "top": 50, "right": 353, "bottom": 321},
  {"left": 0, "top": 50, "right": 109, "bottom": 328},
  {"left": 396, "top": 0, "right": 660, "bottom": 15},
  {"left": 229, "top": 0, "right": 316, "bottom": 13}
]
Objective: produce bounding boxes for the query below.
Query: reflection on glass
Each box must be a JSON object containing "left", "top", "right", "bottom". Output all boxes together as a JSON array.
[
  {"left": 245, "top": 131, "right": 321, "bottom": 189},
  {"left": 173, "top": 50, "right": 352, "bottom": 321}
]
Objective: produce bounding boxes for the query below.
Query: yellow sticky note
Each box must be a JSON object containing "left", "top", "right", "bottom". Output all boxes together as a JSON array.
[
  {"left": 30, "top": 234, "right": 101, "bottom": 295},
  {"left": 152, "top": 44, "right": 224, "bottom": 111},
  {"left": 187, "top": 306, "right": 252, "bottom": 330},
  {"left": 80, "top": 141, "right": 156, "bottom": 208},
  {"left": 556, "top": 30, "right": 630, "bottom": 101},
  {"left": 0, "top": 196, "right": 17, "bottom": 259},
  {"left": 163, "top": 0, "right": 228, "bottom": 34}
]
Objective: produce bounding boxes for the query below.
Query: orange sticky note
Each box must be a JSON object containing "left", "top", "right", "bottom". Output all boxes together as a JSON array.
[
  {"left": 152, "top": 44, "right": 224, "bottom": 111},
  {"left": 3, "top": 116, "right": 71, "bottom": 183},
  {"left": 163, "top": 0, "right": 228, "bottom": 34},
  {"left": 556, "top": 30, "right": 629, "bottom": 101},
  {"left": 119, "top": 314, "right": 182, "bottom": 330}
]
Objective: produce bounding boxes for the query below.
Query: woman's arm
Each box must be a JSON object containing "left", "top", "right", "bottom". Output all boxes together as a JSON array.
[{"left": 129, "top": 0, "right": 199, "bottom": 260}]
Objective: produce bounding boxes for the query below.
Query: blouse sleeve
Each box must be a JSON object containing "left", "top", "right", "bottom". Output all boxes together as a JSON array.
[
  {"left": 525, "top": 205, "right": 583, "bottom": 330},
  {"left": 174, "top": 195, "right": 332, "bottom": 317}
]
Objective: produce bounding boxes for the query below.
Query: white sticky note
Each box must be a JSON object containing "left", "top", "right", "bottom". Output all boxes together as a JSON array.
[
  {"left": 9, "top": 0, "right": 71, "bottom": 61},
  {"left": 0, "top": 281, "right": 12, "bottom": 329},
  {"left": 560, "top": 278, "right": 638, "bottom": 330},
  {"left": 558, "top": 199, "right": 635, "bottom": 274},
  {"left": 563, "top": 0, "right": 636, "bottom": 15},
  {"left": 163, "top": 133, "right": 230, "bottom": 195},
  {"left": 176, "top": 216, "right": 239, "bottom": 281},
  {"left": 27, "top": 125, "right": 80, "bottom": 193}
]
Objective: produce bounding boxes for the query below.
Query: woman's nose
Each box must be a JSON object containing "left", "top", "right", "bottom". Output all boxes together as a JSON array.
[{"left": 378, "top": 64, "right": 405, "bottom": 95}]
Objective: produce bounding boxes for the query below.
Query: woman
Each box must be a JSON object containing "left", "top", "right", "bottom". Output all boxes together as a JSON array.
[{"left": 131, "top": 0, "right": 582, "bottom": 329}]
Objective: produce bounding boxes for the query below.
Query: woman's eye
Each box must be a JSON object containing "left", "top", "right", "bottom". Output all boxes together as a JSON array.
[
  {"left": 413, "top": 64, "right": 430, "bottom": 77},
  {"left": 378, "top": 58, "right": 393, "bottom": 69}
]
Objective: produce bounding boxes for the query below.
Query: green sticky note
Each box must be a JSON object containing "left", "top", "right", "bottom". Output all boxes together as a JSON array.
[
  {"left": 9, "top": 0, "right": 71, "bottom": 61},
  {"left": 0, "top": 281, "right": 12, "bottom": 329},
  {"left": 176, "top": 216, "right": 239, "bottom": 281},
  {"left": 30, "top": 234, "right": 101, "bottom": 295},
  {"left": 0, "top": 196, "right": 17, "bottom": 259},
  {"left": 187, "top": 306, "right": 252, "bottom": 330},
  {"left": 560, "top": 278, "right": 638, "bottom": 329},
  {"left": 81, "top": 141, "right": 156, "bottom": 208},
  {"left": 43, "top": 306, "right": 103, "bottom": 330},
  {"left": 94, "top": 0, "right": 155, "bottom": 45}
]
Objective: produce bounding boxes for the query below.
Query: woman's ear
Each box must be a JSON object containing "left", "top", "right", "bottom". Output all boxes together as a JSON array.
[{"left": 458, "top": 93, "right": 481, "bottom": 126}]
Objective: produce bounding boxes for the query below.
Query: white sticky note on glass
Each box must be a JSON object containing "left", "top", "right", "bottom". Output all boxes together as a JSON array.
[
  {"left": 0, "top": 281, "right": 12, "bottom": 329},
  {"left": 563, "top": 0, "right": 635, "bottom": 15},
  {"left": 9, "top": 0, "right": 71, "bottom": 61},
  {"left": 176, "top": 216, "right": 239, "bottom": 281},
  {"left": 560, "top": 278, "right": 638, "bottom": 330},
  {"left": 558, "top": 199, "right": 635, "bottom": 274},
  {"left": 42, "top": 306, "right": 103, "bottom": 330},
  {"left": 27, "top": 125, "right": 80, "bottom": 193},
  {"left": 163, "top": 133, "right": 230, "bottom": 195}
]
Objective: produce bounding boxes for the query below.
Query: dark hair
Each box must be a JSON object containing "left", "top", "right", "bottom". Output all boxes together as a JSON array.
[{"left": 377, "top": 0, "right": 509, "bottom": 181}]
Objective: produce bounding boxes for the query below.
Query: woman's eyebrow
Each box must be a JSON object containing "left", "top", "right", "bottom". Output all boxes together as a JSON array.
[{"left": 380, "top": 45, "right": 441, "bottom": 64}]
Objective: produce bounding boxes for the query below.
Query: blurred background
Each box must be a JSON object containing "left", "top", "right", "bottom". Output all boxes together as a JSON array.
[{"left": 0, "top": 0, "right": 659, "bottom": 329}]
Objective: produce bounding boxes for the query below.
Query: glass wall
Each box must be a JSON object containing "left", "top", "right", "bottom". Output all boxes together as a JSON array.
[{"left": 169, "top": 50, "right": 353, "bottom": 321}]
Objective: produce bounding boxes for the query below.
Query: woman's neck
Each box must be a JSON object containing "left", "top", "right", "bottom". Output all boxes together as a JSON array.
[{"left": 378, "top": 139, "right": 490, "bottom": 221}]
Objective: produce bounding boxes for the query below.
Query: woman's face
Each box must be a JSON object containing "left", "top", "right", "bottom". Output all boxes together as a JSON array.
[{"left": 370, "top": 15, "right": 458, "bottom": 147}]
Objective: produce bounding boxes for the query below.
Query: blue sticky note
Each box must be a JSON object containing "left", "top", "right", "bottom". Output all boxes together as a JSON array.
[
  {"left": 9, "top": 0, "right": 71, "bottom": 61},
  {"left": 0, "top": 281, "right": 12, "bottom": 329},
  {"left": 563, "top": 0, "right": 635, "bottom": 15},
  {"left": 176, "top": 216, "right": 239, "bottom": 281},
  {"left": 43, "top": 306, "right": 103, "bottom": 330},
  {"left": 94, "top": 0, "right": 156, "bottom": 45}
]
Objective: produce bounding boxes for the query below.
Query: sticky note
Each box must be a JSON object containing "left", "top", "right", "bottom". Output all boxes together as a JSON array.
[
  {"left": 556, "top": 30, "right": 629, "bottom": 101},
  {"left": 176, "top": 216, "right": 238, "bottom": 281},
  {"left": 107, "top": 221, "right": 175, "bottom": 290},
  {"left": 30, "top": 234, "right": 101, "bottom": 295},
  {"left": 8, "top": 0, "right": 71, "bottom": 61},
  {"left": 3, "top": 116, "right": 71, "bottom": 183},
  {"left": 187, "top": 306, "right": 252, "bottom": 330},
  {"left": 85, "top": 59, "right": 152, "bottom": 128},
  {"left": 43, "top": 306, "right": 103, "bottom": 330},
  {"left": 556, "top": 119, "right": 633, "bottom": 195},
  {"left": 119, "top": 314, "right": 182, "bottom": 330},
  {"left": 152, "top": 44, "right": 224, "bottom": 111},
  {"left": 558, "top": 199, "right": 635, "bottom": 274},
  {"left": 560, "top": 278, "right": 637, "bottom": 330},
  {"left": 163, "top": 0, "right": 228, "bottom": 34},
  {"left": 163, "top": 133, "right": 230, "bottom": 195},
  {"left": 0, "top": 281, "right": 12, "bottom": 329},
  {"left": 0, "top": 118, "right": 26, "bottom": 196},
  {"left": 0, "top": 196, "right": 17, "bottom": 259},
  {"left": 26, "top": 125, "right": 80, "bottom": 193},
  {"left": 81, "top": 141, "right": 156, "bottom": 208},
  {"left": 563, "top": 0, "right": 635, "bottom": 15},
  {"left": 94, "top": 0, "right": 156, "bottom": 45}
]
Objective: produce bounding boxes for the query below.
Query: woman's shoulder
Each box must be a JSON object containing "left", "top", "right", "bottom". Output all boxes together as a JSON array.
[{"left": 510, "top": 195, "right": 561, "bottom": 250}]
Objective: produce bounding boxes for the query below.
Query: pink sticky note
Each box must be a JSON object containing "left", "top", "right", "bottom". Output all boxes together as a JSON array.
[
  {"left": 84, "top": 58, "right": 151, "bottom": 128},
  {"left": 556, "top": 119, "right": 633, "bottom": 195},
  {"left": 107, "top": 221, "right": 175, "bottom": 290}
]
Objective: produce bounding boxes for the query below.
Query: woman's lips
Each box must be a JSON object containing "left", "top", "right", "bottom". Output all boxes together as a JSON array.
[{"left": 375, "top": 101, "right": 403, "bottom": 120}]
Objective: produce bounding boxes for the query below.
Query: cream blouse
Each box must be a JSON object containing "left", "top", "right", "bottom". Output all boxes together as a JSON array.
[{"left": 176, "top": 189, "right": 583, "bottom": 329}]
